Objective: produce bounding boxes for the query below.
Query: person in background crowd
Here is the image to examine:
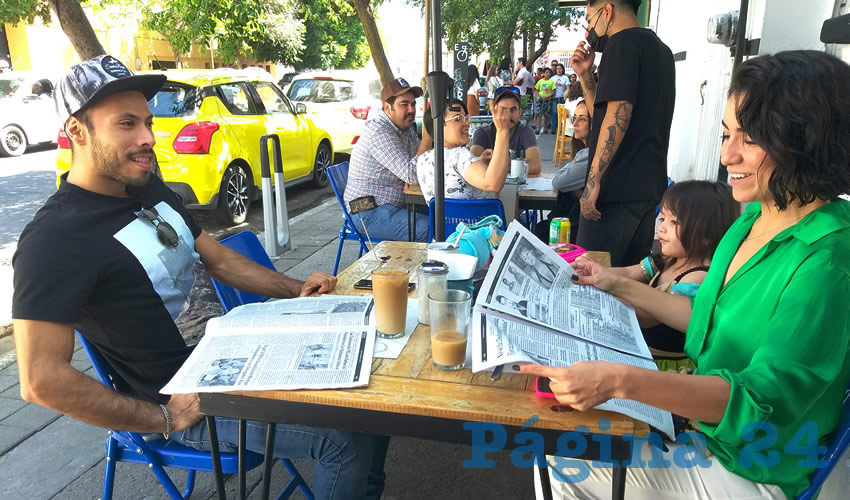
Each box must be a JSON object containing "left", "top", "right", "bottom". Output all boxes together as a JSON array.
[
  {"left": 415, "top": 99, "right": 511, "bottom": 205},
  {"left": 570, "top": 0, "right": 675, "bottom": 267},
  {"left": 525, "top": 49, "right": 850, "bottom": 500},
  {"left": 344, "top": 77, "right": 431, "bottom": 241},
  {"left": 470, "top": 86, "right": 541, "bottom": 176},
  {"left": 512, "top": 57, "right": 534, "bottom": 96},
  {"left": 551, "top": 64, "right": 570, "bottom": 123},
  {"left": 486, "top": 63, "right": 503, "bottom": 113},
  {"left": 465, "top": 64, "right": 481, "bottom": 117},
  {"left": 534, "top": 68, "right": 556, "bottom": 135}
]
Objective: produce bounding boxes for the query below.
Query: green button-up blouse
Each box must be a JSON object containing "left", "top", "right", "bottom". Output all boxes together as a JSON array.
[{"left": 685, "top": 199, "right": 850, "bottom": 498}]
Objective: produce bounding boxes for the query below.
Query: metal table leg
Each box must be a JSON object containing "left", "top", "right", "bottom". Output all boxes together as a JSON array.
[
  {"left": 238, "top": 418, "right": 247, "bottom": 500},
  {"left": 206, "top": 416, "right": 226, "bottom": 500},
  {"left": 262, "top": 422, "right": 277, "bottom": 500},
  {"left": 612, "top": 463, "right": 626, "bottom": 500}
]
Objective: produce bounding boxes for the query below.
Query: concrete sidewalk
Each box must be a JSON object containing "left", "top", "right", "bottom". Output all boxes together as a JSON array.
[{"left": 0, "top": 133, "right": 562, "bottom": 499}]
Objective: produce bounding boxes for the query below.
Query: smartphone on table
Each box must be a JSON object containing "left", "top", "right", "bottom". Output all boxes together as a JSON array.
[{"left": 354, "top": 279, "right": 415, "bottom": 292}]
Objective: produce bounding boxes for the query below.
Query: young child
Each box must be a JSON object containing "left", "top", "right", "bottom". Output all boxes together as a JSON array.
[
  {"left": 586, "top": 180, "right": 739, "bottom": 370},
  {"left": 534, "top": 68, "right": 556, "bottom": 134}
]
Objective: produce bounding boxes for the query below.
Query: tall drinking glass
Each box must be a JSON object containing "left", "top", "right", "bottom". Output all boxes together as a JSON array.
[
  {"left": 428, "top": 289, "right": 471, "bottom": 370},
  {"left": 371, "top": 267, "right": 409, "bottom": 338}
]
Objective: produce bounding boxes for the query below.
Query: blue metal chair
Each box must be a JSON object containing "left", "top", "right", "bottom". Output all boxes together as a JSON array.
[
  {"left": 427, "top": 198, "right": 506, "bottom": 241},
  {"left": 75, "top": 331, "right": 261, "bottom": 500},
  {"left": 210, "top": 230, "right": 275, "bottom": 312},
  {"left": 797, "top": 382, "right": 850, "bottom": 500},
  {"left": 328, "top": 161, "right": 387, "bottom": 274}
]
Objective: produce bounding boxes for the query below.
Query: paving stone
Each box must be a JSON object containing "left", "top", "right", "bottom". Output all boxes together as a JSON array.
[
  {"left": 1, "top": 400, "right": 60, "bottom": 429},
  {"left": 0, "top": 416, "right": 104, "bottom": 498},
  {"left": 0, "top": 373, "right": 18, "bottom": 392},
  {"left": 1, "top": 383, "right": 20, "bottom": 399},
  {"left": 0, "top": 423, "right": 29, "bottom": 455},
  {"left": 0, "top": 396, "right": 26, "bottom": 420},
  {"left": 0, "top": 363, "right": 18, "bottom": 376}
]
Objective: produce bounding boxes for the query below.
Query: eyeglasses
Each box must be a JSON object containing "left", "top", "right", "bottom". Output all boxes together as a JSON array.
[
  {"left": 494, "top": 86, "right": 521, "bottom": 98},
  {"left": 572, "top": 115, "right": 589, "bottom": 124},
  {"left": 445, "top": 114, "right": 470, "bottom": 124},
  {"left": 136, "top": 203, "right": 179, "bottom": 249}
]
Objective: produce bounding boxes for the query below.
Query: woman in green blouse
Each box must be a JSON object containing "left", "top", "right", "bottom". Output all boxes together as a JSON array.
[{"left": 523, "top": 50, "right": 850, "bottom": 499}]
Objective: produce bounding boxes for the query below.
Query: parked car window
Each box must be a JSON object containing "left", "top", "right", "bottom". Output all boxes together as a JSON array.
[
  {"left": 253, "top": 81, "right": 292, "bottom": 115},
  {"left": 0, "top": 76, "right": 25, "bottom": 99},
  {"left": 287, "top": 79, "right": 355, "bottom": 103},
  {"left": 149, "top": 82, "right": 202, "bottom": 117},
  {"left": 368, "top": 79, "right": 382, "bottom": 100},
  {"left": 216, "top": 82, "right": 257, "bottom": 115}
]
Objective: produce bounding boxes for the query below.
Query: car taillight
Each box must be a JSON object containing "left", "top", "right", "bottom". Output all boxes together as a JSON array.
[
  {"left": 173, "top": 122, "right": 220, "bottom": 154},
  {"left": 352, "top": 136, "right": 360, "bottom": 145},
  {"left": 478, "top": 89, "right": 488, "bottom": 97},
  {"left": 350, "top": 106, "right": 370, "bottom": 120},
  {"left": 57, "top": 129, "right": 70, "bottom": 149}
]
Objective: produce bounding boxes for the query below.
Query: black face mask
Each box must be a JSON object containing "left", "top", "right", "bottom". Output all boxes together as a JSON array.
[{"left": 587, "top": 27, "right": 609, "bottom": 53}]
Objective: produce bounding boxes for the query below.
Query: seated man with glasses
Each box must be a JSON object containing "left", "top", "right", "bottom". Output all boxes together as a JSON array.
[
  {"left": 12, "top": 56, "right": 386, "bottom": 500},
  {"left": 415, "top": 99, "right": 512, "bottom": 205},
  {"left": 469, "top": 86, "right": 542, "bottom": 176}
]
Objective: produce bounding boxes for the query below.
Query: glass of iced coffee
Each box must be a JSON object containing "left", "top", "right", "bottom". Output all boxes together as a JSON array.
[
  {"left": 428, "top": 289, "right": 471, "bottom": 370},
  {"left": 371, "top": 267, "right": 410, "bottom": 339}
]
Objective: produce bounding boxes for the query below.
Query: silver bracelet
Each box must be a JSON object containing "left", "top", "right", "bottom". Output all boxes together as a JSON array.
[{"left": 159, "top": 404, "right": 172, "bottom": 439}]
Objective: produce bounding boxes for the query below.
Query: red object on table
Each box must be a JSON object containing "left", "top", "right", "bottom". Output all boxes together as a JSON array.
[{"left": 549, "top": 243, "right": 587, "bottom": 263}]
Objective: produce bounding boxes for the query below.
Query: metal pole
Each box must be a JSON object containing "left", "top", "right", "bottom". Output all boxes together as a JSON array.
[
  {"left": 260, "top": 134, "right": 292, "bottom": 256},
  {"left": 732, "top": 0, "right": 749, "bottom": 73},
  {"left": 431, "top": 0, "right": 445, "bottom": 241}
]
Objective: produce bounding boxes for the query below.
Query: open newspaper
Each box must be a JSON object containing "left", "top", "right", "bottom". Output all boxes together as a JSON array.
[
  {"left": 162, "top": 295, "right": 375, "bottom": 394},
  {"left": 472, "top": 221, "right": 674, "bottom": 438}
]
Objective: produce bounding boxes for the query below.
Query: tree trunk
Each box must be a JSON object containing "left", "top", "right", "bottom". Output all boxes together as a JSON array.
[
  {"left": 526, "top": 26, "right": 553, "bottom": 69},
  {"left": 352, "top": 0, "right": 394, "bottom": 87},
  {"left": 48, "top": 0, "right": 105, "bottom": 60}
]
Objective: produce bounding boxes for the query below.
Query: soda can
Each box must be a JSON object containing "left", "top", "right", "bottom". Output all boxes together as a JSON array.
[
  {"left": 549, "top": 218, "right": 562, "bottom": 244},
  {"left": 559, "top": 218, "right": 571, "bottom": 243}
]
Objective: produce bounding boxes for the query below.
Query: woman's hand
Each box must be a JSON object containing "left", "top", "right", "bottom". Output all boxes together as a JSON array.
[
  {"left": 519, "top": 362, "right": 623, "bottom": 411},
  {"left": 572, "top": 254, "right": 621, "bottom": 292}
]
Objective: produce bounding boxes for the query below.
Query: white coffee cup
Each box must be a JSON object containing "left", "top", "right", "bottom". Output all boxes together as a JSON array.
[{"left": 510, "top": 159, "right": 528, "bottom": 180}]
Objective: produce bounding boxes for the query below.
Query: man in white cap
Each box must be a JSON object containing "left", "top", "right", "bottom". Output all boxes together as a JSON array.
[
  {"left": 12, "top": 55, "right": 385, "bottom": 499},
  {"left": 344, "top": 77, "right": 431, "bottom": 241}
]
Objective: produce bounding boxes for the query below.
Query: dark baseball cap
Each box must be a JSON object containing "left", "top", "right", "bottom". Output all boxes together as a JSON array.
[
  {"left": 55, "top": 55, "right": 166, "bottom": 126},
  {"left": 380, "top": 77, "right": 423, "bottom": 102},
  {"left": 493, "top": 85, "right": 522, "bottom": 105}
]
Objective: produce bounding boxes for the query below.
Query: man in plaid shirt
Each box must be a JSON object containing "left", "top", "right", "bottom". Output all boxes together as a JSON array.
[{"left": 344, "top": 78, "right": 432, "bottom": 241}]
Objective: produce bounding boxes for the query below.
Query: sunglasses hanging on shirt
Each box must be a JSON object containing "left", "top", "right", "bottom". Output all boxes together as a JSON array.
[{"left": 136, "top": 202, "right": 179, "bottom": 249}]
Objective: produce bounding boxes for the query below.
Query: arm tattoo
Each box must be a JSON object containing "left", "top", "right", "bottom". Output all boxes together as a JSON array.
[
  {"left": 582, "top": 171, "right": 596, "bottom": 200},
  {"left": 597, "top": 102, "right": 633, "bottom": 174}
]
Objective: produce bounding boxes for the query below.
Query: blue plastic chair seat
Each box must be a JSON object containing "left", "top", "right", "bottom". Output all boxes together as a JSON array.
[
  {"left": 210, "top": 231, "right": 275, "bottom": 312},
  {"left": 427, "top": 197, "right": 506, "bottom": 241}
]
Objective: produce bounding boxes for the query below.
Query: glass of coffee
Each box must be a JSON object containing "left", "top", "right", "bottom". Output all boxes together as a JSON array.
[
  {"left": 371, "top": 267, "right": 410, "bottom": 339},
  {"left": 428, "top": 289, "right": 472, "bottom": 370}
]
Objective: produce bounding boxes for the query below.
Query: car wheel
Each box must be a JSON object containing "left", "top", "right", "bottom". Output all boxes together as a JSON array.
[
  {"left": 310, "top": 142, "right": 331, "bottom": 188},
  {"left": 214, "top": 164, "right": 251, "bottom": 225},
  {"left": 0, "top": 125, "right": 27, "bottom": 157}
]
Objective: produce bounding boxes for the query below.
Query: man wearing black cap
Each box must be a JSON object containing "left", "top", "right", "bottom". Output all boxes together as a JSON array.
[
  {"left": 470, "top": 86, "right": 542, "bottom": 176},
  {"left": 12, "top": 55, "right": 383, "bottom": 499},
  {"left": 344, "top": 77, "right": 431, "bottom": 241}
]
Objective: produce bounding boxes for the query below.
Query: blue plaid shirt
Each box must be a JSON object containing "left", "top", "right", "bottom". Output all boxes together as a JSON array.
[{"left": 344, "top": 111, "right": 420, "bottom": 208}]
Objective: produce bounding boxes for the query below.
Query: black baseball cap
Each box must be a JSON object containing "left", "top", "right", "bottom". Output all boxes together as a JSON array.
[{"left": 55, "top": 55, "right": 166, "bottom": 126}]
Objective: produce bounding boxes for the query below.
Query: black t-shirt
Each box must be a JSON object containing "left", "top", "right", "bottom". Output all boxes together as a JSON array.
[
  {"left": 12, "top": 175, "right": 202, "bottom": 404},
  {"left": 471, "top": 123, "right": 537, "bottom": 154},
  {"left": 588, "top": 28, "right": 675, "bottom": 204}
]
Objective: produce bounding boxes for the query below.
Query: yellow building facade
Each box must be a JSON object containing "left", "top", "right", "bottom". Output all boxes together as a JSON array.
[{"left": 3, "top": 7, "right": 276, "bottom": 76}]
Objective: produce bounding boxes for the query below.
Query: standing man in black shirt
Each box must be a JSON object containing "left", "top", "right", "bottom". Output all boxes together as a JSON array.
[{"left": 571, "top": 0, "right": 675, "bottom": 266}]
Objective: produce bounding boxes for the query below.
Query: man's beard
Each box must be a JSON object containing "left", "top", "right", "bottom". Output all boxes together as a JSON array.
[{"left": 90, "top": 135, "right": 150, "bottom": 187}]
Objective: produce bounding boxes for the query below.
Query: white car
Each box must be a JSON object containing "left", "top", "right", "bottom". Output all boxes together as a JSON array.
[
  {"left": 286, "top": 71, "right": 382, "bottom": 155},
  {"left": 0, "top": 72, "right": 59, "bottom": 156}
]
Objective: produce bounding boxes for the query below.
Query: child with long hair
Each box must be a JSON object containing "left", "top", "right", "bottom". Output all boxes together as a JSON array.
[{"left": 602, "top": 180, "right": 738, "bottom": 369}]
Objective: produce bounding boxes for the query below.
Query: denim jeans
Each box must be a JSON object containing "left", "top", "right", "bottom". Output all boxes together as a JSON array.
[
  {"left": 173, "top": 417, "right": 389, "bottom": 500},
  {"left": 356, "top": 203, "right": 429, "bottom": 242}
]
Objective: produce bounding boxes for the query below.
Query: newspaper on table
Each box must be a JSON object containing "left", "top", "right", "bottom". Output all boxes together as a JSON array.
[
  {"left": 162, "top": 295, "right": 375, "bottom": 394},
  {"left": 472, "top": 221, "right": 675, "bottom": 438}
]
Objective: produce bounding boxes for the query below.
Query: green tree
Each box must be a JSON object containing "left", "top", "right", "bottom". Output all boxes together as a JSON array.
[
  {"left": 293, "top": 0, "right": 369, "bottom": 71},
  {"left": 411, "top": 0, "right": 580, "bottom": 67}
]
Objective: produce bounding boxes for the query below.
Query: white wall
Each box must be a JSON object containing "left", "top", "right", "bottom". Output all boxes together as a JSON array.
[{"left": 758, "top": 0, "right": 834, "bottom": 54}]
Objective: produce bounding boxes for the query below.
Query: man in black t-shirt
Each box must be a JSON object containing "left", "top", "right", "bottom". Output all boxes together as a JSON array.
[
  {"left": 470, "top": 87, "right": 542, "bottom": 175},
  {"left": 12, "top": 56, "right": 383, "bottom": 499},
  {"left": 570, "top": 0, "right": 675, "bottom": 266}
]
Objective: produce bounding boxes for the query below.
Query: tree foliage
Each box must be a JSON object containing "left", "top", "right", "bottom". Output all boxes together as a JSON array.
[
  {"left": 294, "top": 0, "right": 369, "bottom": 70},
  {"left": 0, "top": 0, "right": 52, "bottom": 26},
  {"left": 411, "top": 0, "right": 580, "bottom": 67}
]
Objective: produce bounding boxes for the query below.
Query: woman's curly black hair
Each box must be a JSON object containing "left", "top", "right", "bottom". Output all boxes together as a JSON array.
[{"left": 728, "top": 50, "right": 850, "bottom": 210}]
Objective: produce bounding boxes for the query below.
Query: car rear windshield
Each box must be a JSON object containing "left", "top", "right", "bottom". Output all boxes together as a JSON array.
[
  {"left": 287, "top": 79, "right": 355, "bottom": 103},
  {"left": 0, "top": 77, "right": 24, "bottom": 99},
  {"left": 149, "top": 82, "right": 203, "bottom": 117}
]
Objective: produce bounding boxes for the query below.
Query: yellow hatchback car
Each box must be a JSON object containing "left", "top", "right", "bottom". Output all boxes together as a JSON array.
[{"left": 57, "top": 69, "right": 333, "bottom": 224}]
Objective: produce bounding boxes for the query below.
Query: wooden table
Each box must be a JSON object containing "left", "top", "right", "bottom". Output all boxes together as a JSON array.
[
  {"left": 200, "top": 242, "right": 632, "bottom": 500},
  {"left": 403, "top": 178, "right": 558, "bottom": 241}
]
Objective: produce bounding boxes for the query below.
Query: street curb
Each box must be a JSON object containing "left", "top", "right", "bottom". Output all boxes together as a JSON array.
[{"left": 0, "top": 322, "right": 11, "bottom": 340}]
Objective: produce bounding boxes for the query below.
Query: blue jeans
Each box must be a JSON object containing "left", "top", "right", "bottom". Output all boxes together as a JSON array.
[
  {"left": 356, "top": 203, "right": 429, "bottom": 242},
  {"left": 173, "top": 417, "right": 388, "bottom": 500},
  {"left": 552, "top": 97, "right": 565, "bottom": 119}
]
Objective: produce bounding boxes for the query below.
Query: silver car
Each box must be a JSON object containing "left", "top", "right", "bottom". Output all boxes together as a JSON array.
[{"left": 0, "top": 72, "right": 58, "bottom": 157}]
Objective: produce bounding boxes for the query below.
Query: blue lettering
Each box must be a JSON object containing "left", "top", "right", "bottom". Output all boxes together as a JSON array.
[
  {"left": 646, "top": 432, "right": 671, "bottom": 468},
  {"left": 511, "top": 416, "right": 545, "bottom": 468},
  {"left": 463, "top": 421, "right": 507, "bottom": 468},
  {"left": 784, "top": 421, "right": 826, "bottom": 469},
  {"left": 591, "top": 418, "right": 617, "bottom": 468},
  {"left": 672, "top": 432, "right": 712, "bottom": 469},
  {"left": 739, "top": 421, "right": 780, "bottom": 469},
  {"left": 621, "top": 433, "right": 647, "bottom": 469},
  {"left": 551, "top": 426, "right": 590, "bottom": 483}
]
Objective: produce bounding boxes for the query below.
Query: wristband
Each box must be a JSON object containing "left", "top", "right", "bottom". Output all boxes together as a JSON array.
[{"left": 160, "top": 404, "right": 172, "bottom": 439}]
